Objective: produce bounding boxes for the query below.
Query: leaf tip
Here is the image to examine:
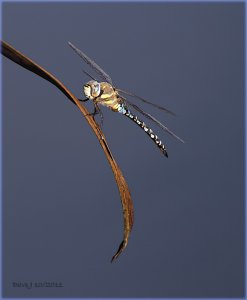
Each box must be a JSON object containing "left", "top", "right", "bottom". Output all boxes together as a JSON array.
[{"left": 111, "top": 240, "right": 127, "bottom": 263}]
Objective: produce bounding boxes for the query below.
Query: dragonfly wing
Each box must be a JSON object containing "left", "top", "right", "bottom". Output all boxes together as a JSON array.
[
  {"left": 81, "top": 69, "right": 97, "bottom": 81},
  {"left": 122, "top": 98, "right": 184, "bottom": 143},
  {"left": 68, "top": 42, "right": 113, "bottom": 84},
  {"left": 117, "top": 88, "right": 176, "bottom": 116}
]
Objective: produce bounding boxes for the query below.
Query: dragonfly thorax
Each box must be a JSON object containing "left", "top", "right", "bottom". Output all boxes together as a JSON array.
[{"left": 83, "top": 80, "right": 101, "bottom": 99}]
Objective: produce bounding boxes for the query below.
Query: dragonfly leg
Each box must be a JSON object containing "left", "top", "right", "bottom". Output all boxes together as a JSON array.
[
  {"left": 78, "top": 98, "right": 100, "bottom": 120},
  {"left": 78, "top": 98, "right": 89, "bottom": 102},
  {"left": 96, "top": 104, "right": 104, "bottom": 127},
  {"left": 83, "top": 102, "right": 104, "bottom": 128},
  {"left": 93, "top": 102, "right": 104, "bottom": 128}
]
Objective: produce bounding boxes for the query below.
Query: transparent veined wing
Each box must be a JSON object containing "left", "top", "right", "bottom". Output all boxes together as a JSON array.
[
  {"left": 68, "top": 42, "right": 113, "bottom": 84},
  {"left": 117, "top": 88, "right": 176, "bottom": 116},
  {"left": 81, "top": 68, "right": 97, "bottom": 81},
  {"left": 122, "top": 97, "right": 184, "bottom": 143}
]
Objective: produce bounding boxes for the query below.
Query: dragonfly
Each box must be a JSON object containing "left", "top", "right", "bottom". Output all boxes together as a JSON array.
[{"left": 68, "top": 42, "right": 184, "bottom": 157}]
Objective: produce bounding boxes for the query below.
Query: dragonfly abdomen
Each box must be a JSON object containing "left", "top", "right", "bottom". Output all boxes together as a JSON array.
[{"left": 123, "top": 109, "right": 168, "bottom": 157}]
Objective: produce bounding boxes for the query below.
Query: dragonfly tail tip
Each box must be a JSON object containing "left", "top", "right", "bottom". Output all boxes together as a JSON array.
[{"left": 163, "top": 150, "right": 168, "bottom": 157}]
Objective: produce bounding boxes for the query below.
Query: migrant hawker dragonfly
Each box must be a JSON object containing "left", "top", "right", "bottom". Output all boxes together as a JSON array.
[{"left": 68, "top": 42, "right": 184, "bottom": 156}]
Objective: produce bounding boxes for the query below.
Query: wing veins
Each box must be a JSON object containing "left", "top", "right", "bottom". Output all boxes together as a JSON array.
[
  {"left": 81, "top": 68, "right": 97, "bottom": 81},
  {"left": 122, "top": 98, "right": 184, "bottom": 143},
  {"left": 68, "top": 42, "right": 113, "bottom": 84},
  {"left": 117, "top": 88, "right": 176, "bottom": 116}
]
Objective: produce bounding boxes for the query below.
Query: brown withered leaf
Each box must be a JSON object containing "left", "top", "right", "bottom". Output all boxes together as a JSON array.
[{"left": 1, "top": 40, "right": 134, "bottom": 262}]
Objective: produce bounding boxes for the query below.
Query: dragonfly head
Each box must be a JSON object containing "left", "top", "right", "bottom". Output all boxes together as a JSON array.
[{"left": 83, "top": 80, "right": 101, "bottom": 99}]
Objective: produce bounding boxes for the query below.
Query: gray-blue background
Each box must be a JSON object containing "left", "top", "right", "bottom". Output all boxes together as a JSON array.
[{"left": 2, "top": 2, "right": 244, "bottom": 298}]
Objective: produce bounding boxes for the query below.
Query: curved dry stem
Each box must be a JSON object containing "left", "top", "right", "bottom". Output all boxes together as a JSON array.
[{"left": 1, "top": 40, "right": 134, "bottom": 262}]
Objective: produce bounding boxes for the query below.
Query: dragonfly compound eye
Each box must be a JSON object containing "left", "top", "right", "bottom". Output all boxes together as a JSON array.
[
  {"left": 91, "top": 82, "right": 101, "bottom": 97},
  {"left": 83, "top": 84, "right": 92, "bottom": 99},
  {"left": 83, "top": 81, "right": 100, "bottom": 99}
]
